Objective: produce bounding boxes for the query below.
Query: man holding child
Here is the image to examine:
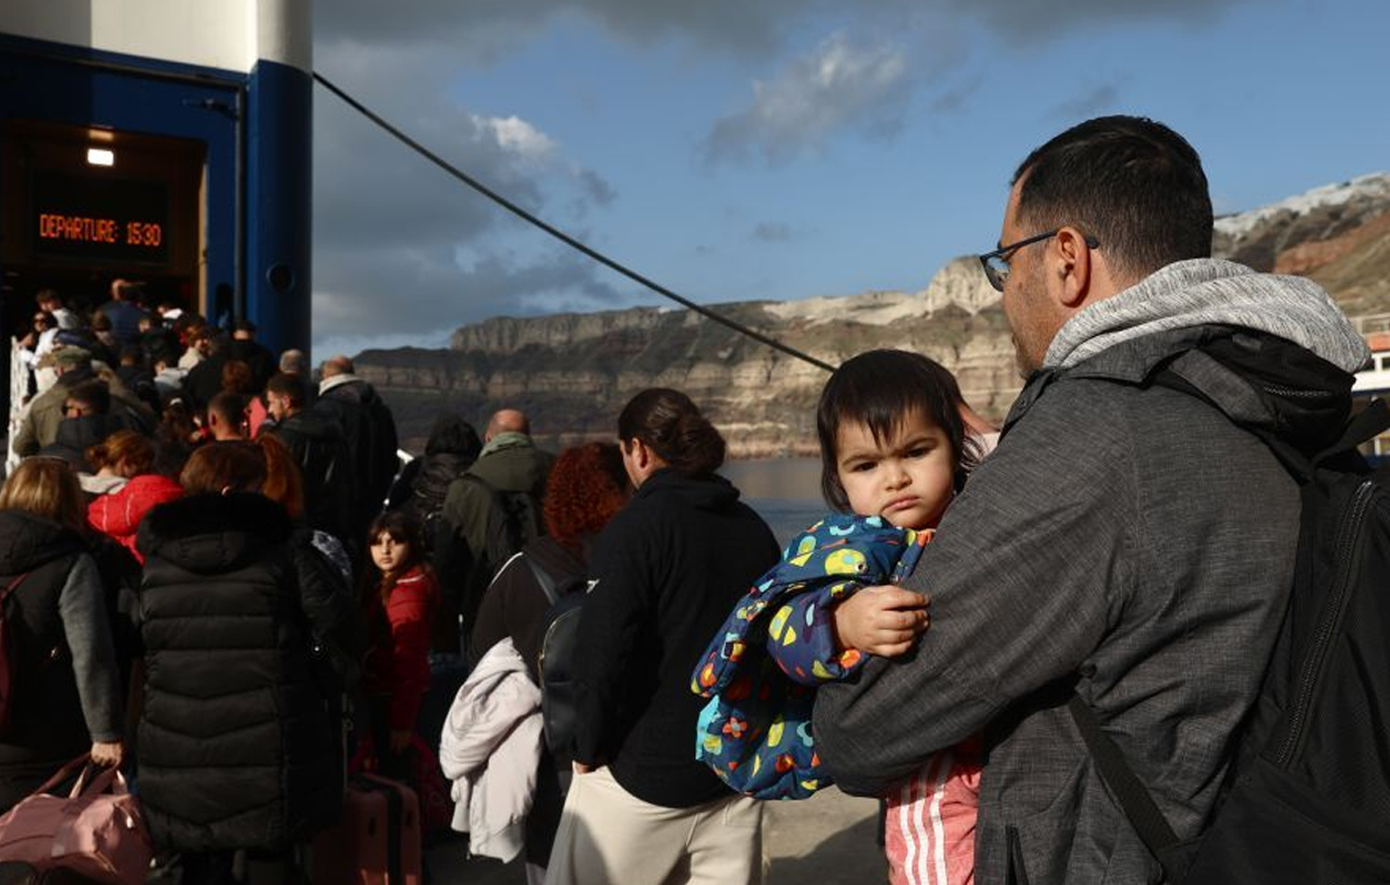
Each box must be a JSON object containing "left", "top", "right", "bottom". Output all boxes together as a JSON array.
[{"left": 814, "top": 115, "right": 1370, "bottom": 883}]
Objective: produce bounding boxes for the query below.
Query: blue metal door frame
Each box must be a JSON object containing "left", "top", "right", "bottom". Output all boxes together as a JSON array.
[{"left": 0, "top": 33, "right": 242, "bottom": 328}]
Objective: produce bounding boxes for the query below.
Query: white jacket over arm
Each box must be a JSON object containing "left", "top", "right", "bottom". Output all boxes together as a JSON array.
[{"left": 439, "top": 638, "right": 543, "bottom": 863}]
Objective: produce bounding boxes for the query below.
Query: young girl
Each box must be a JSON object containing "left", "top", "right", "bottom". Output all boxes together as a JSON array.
[
  {"left": 361, "top": 511, "right": 437, "bottom": 768},
  {"left": 694, "top": 348, "right": 982, "bottom": 885}
]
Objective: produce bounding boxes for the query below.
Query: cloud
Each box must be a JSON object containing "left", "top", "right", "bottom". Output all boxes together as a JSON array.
[
  {"left": 473, "top": 115, "right": 558, "bottom": 163},
  {"left": 310, "top": 39, "right": 619, "bottom": 351},
  {"left": 575, "top": 169, "right": 618, "bottom": 207},
  {"left": 752, "top": 222, "right": 801, "bottom": 243},
  {"left": 312, "top": 241, "right": 639, "bottom": 357},
  {"left": 703, "top": 34, "right": 913, "bottom": 167},
  {"left": 1046, "top": 83, "right": 1123, "bottom": 123},
  {"left": 314, "top": 0, "right": 1254, "bottom": 61},
  {"left": 313, "top": 0, "right": 847, "bottom": 63},
  {"left": 929, "top": 74, "right": 985, "bottom": 115},
  {"left": 958, "top": 0, "right": 1254, "bottom": 44}
]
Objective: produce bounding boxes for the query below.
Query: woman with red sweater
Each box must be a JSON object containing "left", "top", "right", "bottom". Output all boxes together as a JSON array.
[
  {"left": 362, "top": 510, "right": 437, "bottom": 771},
  {"left": 86, "top": 430, "right": 182, "bottom": 563}
]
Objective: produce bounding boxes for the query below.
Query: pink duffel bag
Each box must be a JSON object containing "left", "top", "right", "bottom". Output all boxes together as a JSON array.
[{"left": 0, "top": 755, "right": 152, "bottom": 884}]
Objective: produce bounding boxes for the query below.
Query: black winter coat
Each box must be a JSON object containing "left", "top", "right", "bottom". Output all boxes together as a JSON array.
[
  {"left": 313, "top": 378, "right": 399, "bottom": 532},
  {"left": 405, "top": 452, "right": 472, "bottom": 524},
  {"left": 135, "top": 494, "right": 349, "bottom": 852},
  {"left": 573, "top": 468, "right": 780, "bottom": 808},
  {"left": 268, "top": 410, "right": 357, "bottom": 543}
]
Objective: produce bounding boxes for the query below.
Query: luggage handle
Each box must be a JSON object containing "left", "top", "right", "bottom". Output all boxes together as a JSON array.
[
  {"left": 68, "top": 764, "right": 126, "bottom": 801},
  {"left": 32, "top": 754, "right": 128, "bottom": 804},
  {"left": 32, "top": 754, "right": 92, "bottom": 798}
]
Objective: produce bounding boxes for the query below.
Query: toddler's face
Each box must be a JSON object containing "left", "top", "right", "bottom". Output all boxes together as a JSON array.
[{"left": 835, "top": 409, "right": 955, "bottom": 531}]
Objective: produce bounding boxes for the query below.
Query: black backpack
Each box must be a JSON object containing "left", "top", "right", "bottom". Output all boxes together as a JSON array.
[
  {"left": 464, "top": 475, "right": 545, "bottom": 581},
  {"left": 1070, "top": 351, "right": 1390, "bottom": 882},
  {"left": 524, "top": 556, "right": 588, "bottom": 766}
]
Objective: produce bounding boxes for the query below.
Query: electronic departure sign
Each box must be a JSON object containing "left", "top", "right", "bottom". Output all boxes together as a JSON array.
[{"left": 31, "top": 169, "right": 170, "bottom": 265}]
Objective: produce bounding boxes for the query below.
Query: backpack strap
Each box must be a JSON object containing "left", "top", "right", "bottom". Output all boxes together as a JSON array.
[
  {"left": 525, "top": 555, "right": 559, "bottom": 606},
  {"left": 0, "top": 573, "right": 30, "bottom": 606},
  {"left": 1066, "top": 696, "right": 1181, "bottom": 871},
  {"left": 1314, "top": 397, "right": 1390, "bottom": 467}
]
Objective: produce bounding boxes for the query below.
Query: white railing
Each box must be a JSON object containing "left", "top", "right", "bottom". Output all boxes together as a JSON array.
[{"left": 7, "top": 340, "right": 28, "bottom": 473}]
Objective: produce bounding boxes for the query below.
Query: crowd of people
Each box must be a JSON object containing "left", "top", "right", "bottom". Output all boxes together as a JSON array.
[{"left": 0, "top": 112, "right": 1379, "bottom": 885}]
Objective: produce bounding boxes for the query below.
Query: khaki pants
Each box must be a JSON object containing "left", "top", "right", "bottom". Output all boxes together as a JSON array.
[{"left": 544, "top": 766, "right": 764, "bottom": 885}]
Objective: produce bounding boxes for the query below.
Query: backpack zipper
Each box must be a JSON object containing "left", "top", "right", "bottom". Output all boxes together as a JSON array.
[{"left": 1273, "top": 479, "right": 1375, "bottom": 768}]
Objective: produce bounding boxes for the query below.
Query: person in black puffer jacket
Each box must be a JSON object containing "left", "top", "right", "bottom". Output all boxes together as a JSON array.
[
  {"left": 0, "top": 458, "right": 125, "bottom": 812},
  {"left": 135, "top": 441, "right": 351, "bottom": 881}
]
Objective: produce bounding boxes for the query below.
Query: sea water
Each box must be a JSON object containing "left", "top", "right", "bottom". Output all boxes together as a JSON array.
[{"left": 720, "top": 457, "right": 826, "bottom": 548}]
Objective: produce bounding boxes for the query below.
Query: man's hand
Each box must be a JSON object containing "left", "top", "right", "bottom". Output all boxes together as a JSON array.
[
  {"left": 831, "top": 585, "right": 929, "bottom": 657},
  {"left": 573, "top": 760, "right": 596, "bottom": 775}
]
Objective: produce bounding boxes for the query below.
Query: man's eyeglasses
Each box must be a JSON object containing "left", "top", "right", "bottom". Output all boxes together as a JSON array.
[{"left": 978, "top": 230, "right": 1099, "bottom": 292}]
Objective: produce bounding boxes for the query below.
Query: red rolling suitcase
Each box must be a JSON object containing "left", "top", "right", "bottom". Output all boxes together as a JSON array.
[{"left": 311, "top": 774, "right": 422, "bottom": 885}]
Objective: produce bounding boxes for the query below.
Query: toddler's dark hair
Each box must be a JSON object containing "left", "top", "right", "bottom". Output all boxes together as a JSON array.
[{"left": 817, "top": 349, "right": 978, "bottom": 512}]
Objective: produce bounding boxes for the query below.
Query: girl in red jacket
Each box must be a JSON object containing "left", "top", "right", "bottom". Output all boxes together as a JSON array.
[{"left": 362, "top": 511, "right": 437, "bottom": 768}]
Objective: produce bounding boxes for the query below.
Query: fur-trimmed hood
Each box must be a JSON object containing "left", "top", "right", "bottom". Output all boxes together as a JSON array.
[{"left": 137, "top": 492, "right": 293, "bottom": 574}]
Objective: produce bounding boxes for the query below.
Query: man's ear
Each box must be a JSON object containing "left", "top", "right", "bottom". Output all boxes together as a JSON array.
[
  {"left": 631, "top": 438, "right": 650, "bottom": 471},
  {"left": 1053, "top": 227, "right": 1092, "bottom": 308}
]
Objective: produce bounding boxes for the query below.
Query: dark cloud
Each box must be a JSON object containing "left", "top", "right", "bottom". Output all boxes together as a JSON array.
[
  {"left": 310, "top": 40, "right": 619, "bottom": 347},
  {"left": 313, "top": 0, "right": 842, "bottom": 61},
  {"left": 313, "top": 241, "right": 635, "bottom": 348},
  {"left": 961, "top": 0, "right": 1254, "bottom": 43},
  {"left": 315, "top": 0, "right": 1254, "bottom": 58}
]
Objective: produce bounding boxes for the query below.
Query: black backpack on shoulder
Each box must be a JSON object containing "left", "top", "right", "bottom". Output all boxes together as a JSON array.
[
  {"left": 524, "top": 556, "right": 588, "bottom": 768},
  {"left": 1071, "top": 347, "right": 1390, "bottom": 883},
  {"left": 464, "top": 475, "right": 545, "bottom": 582},
  {"left": 456, "top": 475, "right": 546, "bottom": 642}
]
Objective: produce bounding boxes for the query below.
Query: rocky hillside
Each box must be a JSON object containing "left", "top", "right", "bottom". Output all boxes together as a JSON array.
[{"left": 358, "top": 173, "right": 1390, "bottom": 456}]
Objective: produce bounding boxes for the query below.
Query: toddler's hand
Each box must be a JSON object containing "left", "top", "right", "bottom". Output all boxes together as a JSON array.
[{"left": 832, "top": 585, "right": 929, "bottom": 657}]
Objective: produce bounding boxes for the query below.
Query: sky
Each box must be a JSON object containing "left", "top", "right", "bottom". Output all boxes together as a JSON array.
[{"left": 309, "top": 0, "right": 1390, "bottom": 357}]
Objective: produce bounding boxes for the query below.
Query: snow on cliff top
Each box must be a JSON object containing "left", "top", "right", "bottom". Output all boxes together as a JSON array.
[{"left": 1215, "top": 172, "right": 1390, "bottom": 238}]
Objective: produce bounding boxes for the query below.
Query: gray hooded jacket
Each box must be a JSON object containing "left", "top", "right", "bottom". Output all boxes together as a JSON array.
[{"left": 814, "top": 259, "right": 1370, "bottom": 884}]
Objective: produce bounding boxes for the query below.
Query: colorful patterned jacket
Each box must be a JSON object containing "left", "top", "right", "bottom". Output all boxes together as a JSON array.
[{"left": 692, "top": 513, "right": 930, "bottom": 799}]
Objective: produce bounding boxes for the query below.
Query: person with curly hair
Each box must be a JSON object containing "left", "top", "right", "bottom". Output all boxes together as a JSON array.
[
  {"left": 468, "top": 442, "right": 630, "bottom": 674},
  {"left": 456, "top": 441, "right": 630, "bottom": 882}
]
